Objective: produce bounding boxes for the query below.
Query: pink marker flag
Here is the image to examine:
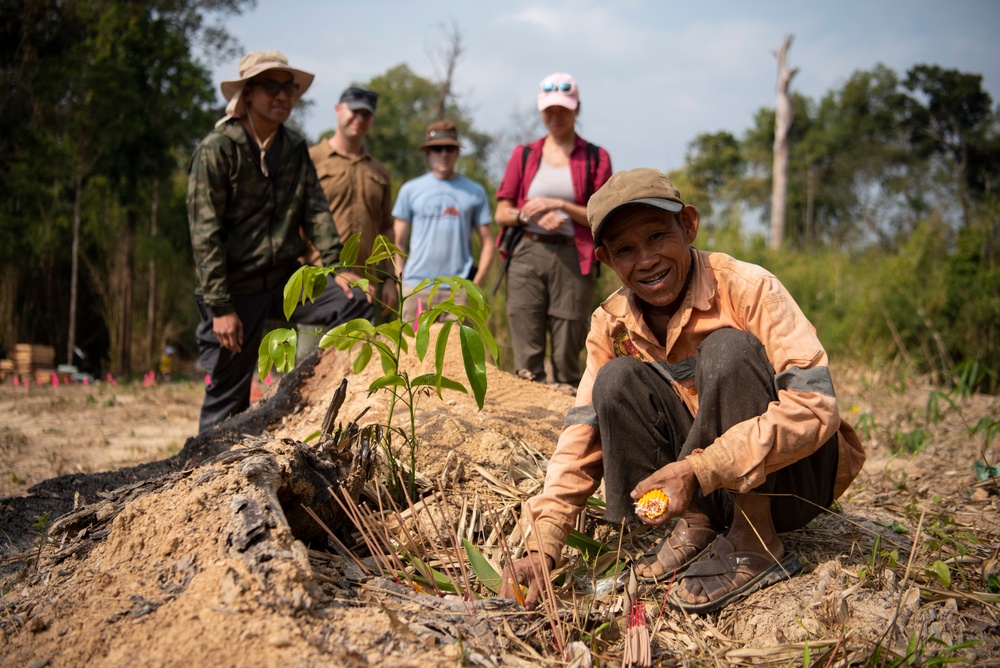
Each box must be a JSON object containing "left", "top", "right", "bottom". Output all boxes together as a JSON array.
[{"left": 413, "top": 298, "right": 425, "bottom": 332}]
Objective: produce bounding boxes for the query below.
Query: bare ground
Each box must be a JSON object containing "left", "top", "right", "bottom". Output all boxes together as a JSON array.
[{"left": 1, "top": 332, "right": 998, "bottom": 667}]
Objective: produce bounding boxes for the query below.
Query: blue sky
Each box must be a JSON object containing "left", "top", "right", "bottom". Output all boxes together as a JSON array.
[{"left": 207, "top": 0, "right": 1000, "bottom": 176}]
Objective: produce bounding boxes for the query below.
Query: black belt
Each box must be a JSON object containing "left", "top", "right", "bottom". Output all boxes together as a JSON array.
[{"left": 522, "top": 231, "right": 575, "bottom": 246}]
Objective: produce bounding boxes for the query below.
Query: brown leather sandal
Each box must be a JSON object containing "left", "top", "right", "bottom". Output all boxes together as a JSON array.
[
  {"left": 633, "top": 517, "right": 717, "bottom": 583},
  {"left": 667, "top": 535, "right": 802, "bottom": 614}
]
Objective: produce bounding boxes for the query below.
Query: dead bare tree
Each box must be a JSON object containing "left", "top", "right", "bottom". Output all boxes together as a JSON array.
[
  {"left": 428, "top": 20, "right": 464, "bottom": 121},
  {"left": 770, "top": 34, "right": 798, "bottom": 251}
]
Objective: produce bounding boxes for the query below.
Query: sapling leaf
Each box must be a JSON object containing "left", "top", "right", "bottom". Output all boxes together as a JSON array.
[
  {"left": 354, "top": 343, "right": 373, "bottom": 374},
  {"left": 415, "top": 318, "right": 431, "bottom": 361},
  {"left": 283, "top": 266, "right": 306, "bottom": 319},
  {"left": 434, "top": 320, "right": 455, "bottom": 380},
  {"left": 340, "top": 232, "right": 360, "bottom": 268},
  {"left": 307, "top": 271, "right": 328, "bottom": 302},
  {"left": 369, "top": 374, "right": 406, "bottom": 392},
  {"left": 353, "top": 278, "right": 369, "bottom": 293},
  {"left": 411, "top": 374, "right": 466, "bottom": 394},
  {"left": 454, "top": 276, "right": 488, "bottom": 315},
  {"left": 259, "top": 328, "right": 297, "bottom": 379},
  {"left": 459, "top": 325, "right": 487, "bottom": 410},
  {"left": 447, "top": 304, "right": 499, "bottom": 360}
]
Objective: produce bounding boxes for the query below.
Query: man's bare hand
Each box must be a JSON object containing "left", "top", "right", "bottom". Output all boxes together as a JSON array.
[
  {"left": 213, "top": 313, "right": 244, "bottom": 353},
  {"left": 380, "top": 280, "right": 399, "bottom": 316},
  {"left": 499, "top": 552, "right": 553, "bottom": 610},
  {"left": 630, "top": 460, "right": 699, "bottom": 527}
]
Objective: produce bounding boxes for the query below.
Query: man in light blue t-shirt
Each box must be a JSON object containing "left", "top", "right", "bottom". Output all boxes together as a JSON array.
[{"left": 392, "top": 120, "right": 494, "bottom": 320}]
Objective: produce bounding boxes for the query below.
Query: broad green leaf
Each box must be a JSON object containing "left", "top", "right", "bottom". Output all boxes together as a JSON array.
[
  {"left": 411, "top": 374, "right": 467, "bottom": 395},
  {"left": 340, "top": 232, "right": 361, "bottom": 268},
  {"left": 353, "top": 278, "right": 370, "bottom": 293},
  {"left": 257, "top": 332, "right": 277, "bottom": 381},
  {"left": 415, "top": 317, "right": 431, "bottom": 361},
  {"left": 455, "top": 276, "right": 488, "bottom": 314},
  {"left": 366, "top": 248, "right": 395, "bottom": 265},
  {"left": 369, "top": 374, "right": 406, "bottom": 392},
  {"left": 973, "top": 459, "right": 1000, "bottom": 481},
  {"left": 379, "top": 319, "right": 408, "bottom": 354},
  {"left": 353, "top": 343, "right": 373, "bottom": 374},
  {"left": 274, "top": 342, "right": 295, "bottom": 374},
  {"left": 307, "top": 270, "right": 328, "bottom": 301},
  {"left": 369, "top": 234, "right": 400, "bottom": 261},
  {"left": 377, "top": 345, "right": 396, "bottom": 375},
  {"left": 446, "top": 304, "right": 499, "bottom": 361},
  {"left": 282, "top": 266, "right": 306, "bottom": 319},
  {"left": 262, "top": 328, "right": 297, "bottom": 376},
  {"left": 403, "top": 552, "right": 458, "bottom": 593},
  {"left": 566, "top": 529, "right": 609, "bottom": 560},
  {"left": 459, "top": 325, "right": 487, "bottom": 410},
  {"left": 927, "top": 560, "right": 951, "bottom": 587},
  {"left": 463, "top": 538, "right": 501, "bottom": 593},
  {"left": 434, "top": 320, "right": 455, "bottom": 380},
  {"left": 343, "top": 317, "right": 378, "bottom": 340}
]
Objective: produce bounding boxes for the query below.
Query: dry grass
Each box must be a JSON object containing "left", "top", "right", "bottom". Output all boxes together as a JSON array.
[{"left": 301, "top": 403, "right": 1000, "bottom": 667}]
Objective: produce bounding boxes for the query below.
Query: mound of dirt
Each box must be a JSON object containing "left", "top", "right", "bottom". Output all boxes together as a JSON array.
[{"left": 2, "top": 328, "right": 998, "bottom": 666}]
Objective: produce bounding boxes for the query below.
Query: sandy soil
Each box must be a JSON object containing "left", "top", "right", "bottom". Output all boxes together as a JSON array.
[
  {"left": 0, "top": 381, "right": 201, "bottom": 499},
  {"left": 1, "top": 334, "right": 998, "bottom": 667}
]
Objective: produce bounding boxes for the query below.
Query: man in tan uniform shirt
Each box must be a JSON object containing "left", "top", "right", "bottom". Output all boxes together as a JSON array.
[
  {"left": 309, "top": 86, "right": 397, "bottom": 315},
  {"left": 500, "top": 168, "right": 865, "bottom": 614}
]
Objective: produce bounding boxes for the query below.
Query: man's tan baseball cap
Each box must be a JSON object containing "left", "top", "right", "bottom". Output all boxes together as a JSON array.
[{"left": 588, "top": 168, "right": 685, "bottom": 247}]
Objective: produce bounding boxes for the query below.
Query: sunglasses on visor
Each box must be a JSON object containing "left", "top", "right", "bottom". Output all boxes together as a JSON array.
[{"left": 540, "top": 81, "right": 575, "bottom": 94}]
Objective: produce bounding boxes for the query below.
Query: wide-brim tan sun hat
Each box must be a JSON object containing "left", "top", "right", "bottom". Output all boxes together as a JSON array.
[{"left": 216, "top": 50, "right": 314, "bottom": 126}]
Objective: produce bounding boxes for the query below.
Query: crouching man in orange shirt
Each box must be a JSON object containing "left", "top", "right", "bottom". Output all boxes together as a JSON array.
[{"left": 501, "top": 168, "right": 865, "bottom": 614}]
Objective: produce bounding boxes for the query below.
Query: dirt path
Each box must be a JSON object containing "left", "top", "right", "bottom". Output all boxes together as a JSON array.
[{"left": 0, "top": 381, "right": 202, "bottom": 499}]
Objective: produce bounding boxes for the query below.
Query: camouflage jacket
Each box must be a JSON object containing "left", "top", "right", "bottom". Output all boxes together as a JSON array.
[{"left": 187, "top": 119, "right": 342, "bottom": 316}]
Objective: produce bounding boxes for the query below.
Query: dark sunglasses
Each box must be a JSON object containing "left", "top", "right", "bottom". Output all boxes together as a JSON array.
[
  {"left": 540, "top": 81, "right": 575, "bottom": 94},
  {"left": 428, "top": 145, "right": 458, "bottom": 153},
  {"left": 251, "top": 79, "right": 300, "bottom": 98}
]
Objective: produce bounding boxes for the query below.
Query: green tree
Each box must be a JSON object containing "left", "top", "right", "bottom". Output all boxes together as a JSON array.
[
  {"left": 0, "top": 0, "right": 251, "bottom": 372},
  {"left": 903, "top": 65, "right": 998, "bottom": 226}
]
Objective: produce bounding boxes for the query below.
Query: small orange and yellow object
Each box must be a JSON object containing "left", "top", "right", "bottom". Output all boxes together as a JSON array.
[
  {"left": 508, "top": 577, "right": 528, "bottom": 607},
  {"left": 634, "top": 489, "right": 669, "bottom": 519}
]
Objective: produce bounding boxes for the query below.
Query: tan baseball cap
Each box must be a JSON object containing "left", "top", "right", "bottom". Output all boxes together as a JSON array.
[{"left": 588, "top": 168, "right": 685, "bottom": 247}]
